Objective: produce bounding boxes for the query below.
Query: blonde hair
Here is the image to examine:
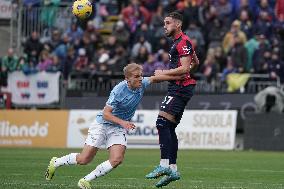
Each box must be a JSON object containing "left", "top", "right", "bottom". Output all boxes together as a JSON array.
[{"left": 123, "top": 63, "right": 143, "bottom": 77}]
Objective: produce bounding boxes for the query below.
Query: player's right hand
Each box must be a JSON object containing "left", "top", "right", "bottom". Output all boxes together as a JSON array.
[{"left": 121, "top": 121, "right": 136, "bottom": 130}]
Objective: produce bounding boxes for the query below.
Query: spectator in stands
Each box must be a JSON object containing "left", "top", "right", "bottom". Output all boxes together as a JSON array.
[
  {"left": 37, "top": 50, "right": 53, "bottom": 72},
  {"left": 215, "top": 0, "right": 232, "bottom": 27},
  {"left": 222, "top": 20, "right": 247, "bottom": 54},
  {"left": 185, "top": 22, "right": 205, "bottom": 52},
  {"left": 214, "top": 46, "right": 227, "bottom": 72},
  {"left": 268, "top": 52, "right": 284, "bottom": 82},
  {"left": 142, "top": 0, "right": 160, "bottom": 11},
  {"left": 17, "top": 55, "right": 30, "bottom": 74},
  {"left": 135, "top": 23, "right": 153, "bottom": 44},
  {"left": 0, "top": 48, "right": 18, "bottom": 87},
  {"left": 104, "top": 36, "right": 118, "bottom": 59},
  {"left": 254, "top": 49, "right": 271, "bottom": 74},
  {"left": 112, "top": 20, "right": 130, "bottom": 48},
  {"left": 228, "top": 34, "right": 248, "bottom": 73},
  {"left": 181, "top": 0, "right": 200, "bottom": 29},
  {"left": 253, "top": 10, "right": 273, "bottom": 39},
  {"left": 46, "top": 55, "right": 61, "bottom": 72},
  {"left": 1, "top": 48, "right": 18, "bottom": 72},
  {"left": 245, "top": 33, "right": 260, "bottom": 72},
  {"left": 199, "top": 1, "right": 219, "bottom": 32},
  {"left": 65, "top": 22, "right": 84, "bottom": 44},
  {"left": 255, "top": 0, "right": 275, "bottom": 21},
  {"left": 53, "top": 33, "right": 71, "bottom": 65},
  {"left": 117, "top": 0, "right": 129, "bottom": 13},
  {"left": 77, "top": 33, "right": 95, "bottom": 62},
  {"left": 143, "top": 54, "right": 159, "bottom": 76},
  {"left": 107, "top": 45, "right": 128, "bottom": 74},
  {"left": 121, "top": 0, "right": 151, "bottom": 33},
  {"left": 131, "top": 35, "right": 152, "bottom": 58},
  {"left": 84, "top": 21, "right": 102, "bottom": 51},
  {"left": 45, "top": 29, "right": 61, "bottom": 52},
  {"left": 73, "top": 48, "right": 89, "bottom": 72},
  {"left": 200, "top": 48, "right": 219, "bottom": 83},
  {"left": 252, "top": 34, "right": 271, "bottom": 73},
  {"left": 150, "top": 4, "right": 165, "bottom": 41},
  {"left": 96, "top": 48, "right": 110, "bottom": 73},
  {"left": 239, "top": 9, "right": 253, "bottom": 39},
  {"left": 40, "top": 0, "right": 60, "bottom": 27},
  {"left": 23, "top": 31, "right": 43, "bottom": 64},
  {"left": 156, "top": 50, "right": 170, "bottom": 71},
  {"left": 221, "top": 56, "right": 237, "bottom": 82},
  {"left": 153, "top": 37, "right": 170, "bottom": 53},
  {"left": 163, "top": 0, "right": 178, "bottom": 14},
  {"left": 206, "top": 18, "right": 226, "bottom": 49},
  {"left": 62, "top": 46, "right": 76, "bottom": 81},
  {"left": 231, "top": 0, "right": 253, "bottom": 20},
  {"left": 134, "top": 46, "right": 149, "bottom": 65}
]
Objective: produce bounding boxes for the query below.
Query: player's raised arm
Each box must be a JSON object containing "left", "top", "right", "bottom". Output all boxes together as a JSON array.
[
  {"left": 148, "top": 74, "right": 185, "bottom": 84},
  {"left": 103, "top": 105, "right": 135, "bottom": 130},
  {"left": 155, "top": 56, "right": 191, "bottom": 77}
]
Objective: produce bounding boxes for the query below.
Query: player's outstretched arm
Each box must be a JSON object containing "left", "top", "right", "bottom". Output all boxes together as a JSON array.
[
  {"left": 155, "top": 56, "right": 191, "bottom": 76},
  {"left": 103, "top": 105, "right": 136, "bottom": 130},
  {"left": 149, "top": 74, "right": 185, "bottom": 84}
]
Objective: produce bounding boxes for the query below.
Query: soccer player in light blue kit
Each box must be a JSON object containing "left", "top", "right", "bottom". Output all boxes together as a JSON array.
[{"left": 45, "top": 63, "right": 184, "bottom": 189}]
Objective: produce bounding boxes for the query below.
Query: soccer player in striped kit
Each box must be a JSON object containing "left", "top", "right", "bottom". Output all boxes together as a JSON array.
[{"left": 145, "top": 11, "right": 199, "bottom": 187}]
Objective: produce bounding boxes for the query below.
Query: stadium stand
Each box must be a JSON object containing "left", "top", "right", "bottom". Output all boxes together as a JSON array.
[{"left": 1, "top": 0, "right": 284, "bottom": 108}]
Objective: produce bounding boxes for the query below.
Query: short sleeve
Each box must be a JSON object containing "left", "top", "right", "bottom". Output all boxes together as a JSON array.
[
  {"left": 106, "top": 90, "right": 119, "bottom": 108},
  {"left": 176, "top": 40, "right": 194, "bottom": 58},
  {"left": 142, "top": 77, "right": 151, "bottom": 90}
]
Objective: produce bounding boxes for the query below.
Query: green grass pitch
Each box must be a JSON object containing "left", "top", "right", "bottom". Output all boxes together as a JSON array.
[{"left": 0, "top": 148, "right": 284, "bottom": 189}]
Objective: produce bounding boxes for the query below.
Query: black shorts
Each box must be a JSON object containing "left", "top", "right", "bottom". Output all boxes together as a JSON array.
[{"left": 159, "top": 85, "right": 195, "bottom": 123}]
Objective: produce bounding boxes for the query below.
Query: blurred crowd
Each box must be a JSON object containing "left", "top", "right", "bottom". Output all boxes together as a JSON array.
[{"left": 1, "top": 0, "right": 284, "bottom": 88}]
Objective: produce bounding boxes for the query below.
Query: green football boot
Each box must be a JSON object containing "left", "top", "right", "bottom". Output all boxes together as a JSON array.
[
  {"left": 78, "top": 178, "right": 92, "bottom": 189},
  {"left": 145, "top": 165, "right": 172, "bottom": 179},
  {"left": 155, "top": 171, "right": 181, "bottom": 188},
  {"left": 45, "top": 157, "right": 57, "bottom": 181}
]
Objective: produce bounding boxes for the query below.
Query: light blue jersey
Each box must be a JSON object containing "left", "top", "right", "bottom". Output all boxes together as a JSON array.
[{"left": 96, "top": 77, "right": 151, "bottom": 127}]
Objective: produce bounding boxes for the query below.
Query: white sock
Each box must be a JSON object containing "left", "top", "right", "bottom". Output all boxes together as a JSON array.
[
  {"left": 170, "top": 164, "right": 177, "bottom": 172},
  {"left": 54, "top": 153, "right": 78, "bottom": 168},
  {"left": 84, "top": 160, "right": 113, "bottom": 181},
  {"left": 160, "top": 159, "right": 169, "bottom": 168}
]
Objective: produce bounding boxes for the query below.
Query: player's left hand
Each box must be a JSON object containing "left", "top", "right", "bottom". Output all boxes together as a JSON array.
[{"left": 121, "top": 121, "right": 136, "bottom": 130}]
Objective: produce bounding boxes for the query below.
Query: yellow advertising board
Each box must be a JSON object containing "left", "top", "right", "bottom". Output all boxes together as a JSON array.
[{"left": 0, "top": 110, "right": 69, "bottom": 147}]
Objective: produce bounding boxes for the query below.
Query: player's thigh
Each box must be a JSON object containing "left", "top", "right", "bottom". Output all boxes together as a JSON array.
[
  {"left": 85, "top": 122, "right": 107, "bottom": 148},
  {"left": 106, "top": 126, "right": 127, "bottom": 149},
  {"left": 159, "top": 95, "right": 187, "bottom": 119},
  {"left": 108, "top": 144, "right": 126, "bottom": 161}
]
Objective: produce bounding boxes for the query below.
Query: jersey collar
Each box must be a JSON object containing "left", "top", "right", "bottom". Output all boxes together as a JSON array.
[{"left": 174, "top": 32, "right": 183, "bottom": 41}]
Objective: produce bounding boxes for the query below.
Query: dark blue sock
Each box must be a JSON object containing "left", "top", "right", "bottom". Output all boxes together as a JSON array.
[
  {"left": 156, "top": 115, "right": 172, "bottom": 160},
  {"left": 169, "top": 124, "right": 178, "bottom": 164}
]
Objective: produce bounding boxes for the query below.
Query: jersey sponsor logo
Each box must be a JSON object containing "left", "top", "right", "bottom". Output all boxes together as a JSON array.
[{"left": 182, "top": 46, "right": 191, "bottom": 55}]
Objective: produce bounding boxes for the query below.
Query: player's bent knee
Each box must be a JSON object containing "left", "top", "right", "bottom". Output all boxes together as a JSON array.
[{"left": 76, "top": 154, "right": 93, "bottom": 165}]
